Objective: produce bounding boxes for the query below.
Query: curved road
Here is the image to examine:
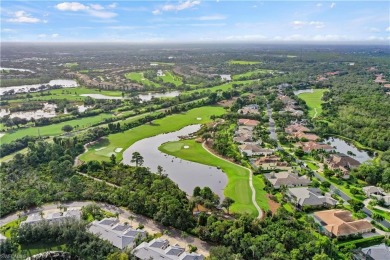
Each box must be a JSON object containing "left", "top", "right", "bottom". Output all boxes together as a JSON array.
[
  {"left": 0, "top": 201, "right": 210, "bottom": 256},
  {"left": 202, "top": 142, "right": 263, "bottom": 219}
]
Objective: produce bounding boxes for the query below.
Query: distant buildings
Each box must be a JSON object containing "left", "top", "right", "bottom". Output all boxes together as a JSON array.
[
  {"left": 132, "top": 238, "right": 204, "bottom": 260},
  {"left": 313, "top": 209, "right": 373, "bottom": 238},
  {"left": 264, "top": 171, "right": 310, "bottom": 189},
  {"left": 220, "top": 74, "right": 231, "bottom": 81},
  {"left": 21, "top": 210, "right": 81, "bottom": 225},
  {"left": 253, "top": 155, "right": 289, "bottom": 169},
  {"left": 157, "top": 70, "right": 164, "bottom": 77},
  {"left": 287, "top": 187, "right": 337, "bottom": 209},
  {"left": 238, "top": 104, "right": 260, "bottom": 115},
  {"left": 88, "top": 218, "right": 146, "bottom": 249}
]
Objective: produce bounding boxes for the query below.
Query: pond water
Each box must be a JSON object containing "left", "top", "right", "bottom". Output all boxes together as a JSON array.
[
  {"left": 293, "top": 89, "right": 313, "bottom": 95},
  {"left": 80, "top": 94, "right": 123, "bottom": 100},
  {"left": 138, "top": 91, "right": 180, "bottom": 102},
  {"left": 122, "top": 124, "right": 228, "bottom": 199},
  {"left": 0, "top": 79, "right": 78, "bottom": 95},
  {"left": 0, "top": 67, "right": 35, "bottom": 73},
  {"left": 324, "top": 137, "right": 373, "bottom": 163},
  {"left": 0, "top": 103, "right": 57, "bottom": 119}
]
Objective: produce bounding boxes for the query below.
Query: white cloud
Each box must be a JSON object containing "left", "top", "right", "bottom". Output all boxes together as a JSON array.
[
  {"left": 7, "top": 10, "right": 41, "bottom": 23},
  {"left": 312, "top": 34, "right": 347, "bottom": 41},
  {"left": 292, "top": 20, "right": 325, "bottom": 29},
  {"left": 153, "top": 0, "right": 201, "bottom": 14},
  {"left": 330, "top": 2, "right": 336, "bottom": 8},
  {"left": 367, "top": 27, "right": 380, "bottom": 32},
  {"left": 1, "top": 28, "right": 16, "bottom": 33},
  {"left": 51, "top": 33, "right": 59, "bottom": 38},
  {"left": 198, "top": 15, "right": 226, "bottom": 21},
  {"left": 316, "top": 3, "right": 323, "bottom": 7},
  {"left": 385, "top": 26, "right": 390, "bottom": 32},
  {"left": 38, "top": 34, "right": 47, "bottom": 38},
  {"left": 55, "top": 2, "right": 117, "bottom": 19},
  {"left": 108, "top": 3, "right": 117, "bottom": 9},
  {"left": 90, "top": 4, "right": 104, "bottom": 10},
  {"left": 56, "top": 2, "right": 88, "bottom": 11}
]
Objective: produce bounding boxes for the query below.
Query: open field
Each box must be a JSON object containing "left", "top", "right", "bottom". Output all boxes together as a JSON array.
[
  {"left": 0, "top": 113, "right": 112, "bottom": 144},
  {"left": 228, "top": 60, "right": 261, "bottom": 65},
  {"left": 160, "top": 71, "right": 183, "bottom": 86},
  {"left": 232, "top": 69, "right": 274, "bottom": 80},
  {"left": 159, "top": 139, "right": 262, "bottom": 216},
  {"left": 20, "top": 242, "right": 67, "bottom": 258},
  {"left": 185, "top": 79, "right": 255, "bottom": 95},
  {"left": 125, "top": 72, "right": 160, "bottom": 87},
  {"left": 298, "top": 89, "right": 328, "bottom": 118},
  {"left": 79, "top": 106, "right": 226, "bottom": 162}
]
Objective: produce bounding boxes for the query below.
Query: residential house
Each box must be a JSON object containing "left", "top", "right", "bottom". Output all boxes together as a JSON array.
[
  {"left": 363, "top": 186, "right": 390, "bottom": 206},
  {"left": 237, "top": 119, "right": 260, "bottom": 127},
  {"left": 327, "top": 153, "right": 361, "bottom": 178},
  {"left": 291, "top": 132, "right": 320, "bottom": 141},
  {"left": 157, "top": 70, "right": 164, "bottom": 77},
  {"left": 233, "top": 135, "right": 253, "bottom": 144},
  {"left": 299, "top": 141, "right": 334, "bottom": 153},
  {"left": 264, "top": 171, "right": 311, "bottom": 189},
  {"left": 313, "top": 209, "right": 373, "bottom": 237},
  {"left": 354, "top": 243, "right": 390, "bottom": 260},
  {"left": 238, "top": 104, "right": 260, "bottom": 115},
  {"left": 88, "top": 218, "right": 146, "bottom": 249},
  {"left": 220, "top": 74, "right": 232, "bottom": 81},
  {"left": 253, "top": 155, "right": 289, "bottom": 168},
  {"left": 285, "top": 124, "right": 310, "bottom": 134},
  {"left": 238, "top": 143, "right": 273, "bottom": 156},
  {"left": 132, "top": 238, "right": 204, "bottom": 260},
  {"left": 21, "top": 210, "right": 81, "bottom": 225},
  {"left": 287, "top": 187, "right": 337, "bottom": 209}
]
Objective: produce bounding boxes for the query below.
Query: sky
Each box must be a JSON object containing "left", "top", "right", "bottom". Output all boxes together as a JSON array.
[{"left": 1, "top": 1, "right": 389, "bottom": 43}]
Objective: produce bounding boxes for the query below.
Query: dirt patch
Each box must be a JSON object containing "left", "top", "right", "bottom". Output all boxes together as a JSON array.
[
  {"left": 267, "top": 194, "right": 281, "bottom": 215},
  {"left": 218, "top": 97, "right": 237, "bottom": 108},
  {"left": 193, "top": 204, "right": 210, "bottom": 213}
]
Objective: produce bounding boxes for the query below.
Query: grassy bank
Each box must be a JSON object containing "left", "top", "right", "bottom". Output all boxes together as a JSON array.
[
  {"left": 79, "top": 106, "right": 226, "bottom": 162},
  {"left": 298, "top": 89, "right": 328, "bottom": 118},
  {"left": 159, "top": 139, "right": 269, "bottom": 216}
]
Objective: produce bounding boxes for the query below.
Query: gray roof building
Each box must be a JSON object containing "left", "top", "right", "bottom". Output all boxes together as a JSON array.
[
  {"left": 264, "top": 172, "right": 310, "bottom": 189},
  {"left": 21, "top": 210, "right": 81, "bottom": 226},
  {"left": 287, "top": 187, "right": 337, "bottom": 208},
  {"left": 133, "top": 238, "right": 204, "bottom": 260},
  {"left": 88, "top": 218, "right": 146, "bottom": 249},
  {"left": 356, "top": 243, "right": 390, "bottom": 260}
]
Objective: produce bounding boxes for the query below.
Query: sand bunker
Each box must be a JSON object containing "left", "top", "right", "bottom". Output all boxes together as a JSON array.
[
  {"left": 95, "top": 147, "right": 106, "bottom": 151},
  {"left": 183, "top": 145, "right": 190, "bottom": 149},
  {"left": 196, "top": 117, "right": 202, "bottom": 120},
  {"left": 115, "top": 148, "right": 123, "bottom": 152}
]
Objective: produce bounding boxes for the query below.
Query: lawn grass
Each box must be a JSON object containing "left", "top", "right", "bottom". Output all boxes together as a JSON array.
[
  {"left": 0, "top": 216, "right": 26, "bottom": 238},
  {"left": 160, "top": 71, "right": 183, "bottom": 86},
  {"left": 185, "top": 79, "right": 255, "bottom": 95},
  {"left": 232, "top": 69, "right": 274, "bottom": 80},
  {"left": 0, "top": 113, "right": 112, "bottom": 144},
  {"left": 20, "top": 242, "right": 67, "bottom": 257},
  {"left": 370, "top": 207, "right": 390, "bottom": 222},
  {"left": 125, "top": 72, "right": 160, "bottom": 87},
  {"left": 298, "top": 89, "right": 328, "bottom": 118},
  {"left": 79, "top": 106, "right": 226, "bottom": 162},
  {"left": 228, "top": 60, "right": 261, "bottom": 65},
  {"left": 159, "top": 139, "right": 261, "bottom": 216}
]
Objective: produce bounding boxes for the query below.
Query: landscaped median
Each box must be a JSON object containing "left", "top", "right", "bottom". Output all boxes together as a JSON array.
[
  {"left": 79, "top": 106, "right": 226, "bottom": 162},
  {"left": 159, "top": 139, "right": 269, "bottom": 217}
]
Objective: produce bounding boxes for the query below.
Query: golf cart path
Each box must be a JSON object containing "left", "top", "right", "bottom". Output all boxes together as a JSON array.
[{"left": 202, "top": 142, "right": 263, "bottom": 219}]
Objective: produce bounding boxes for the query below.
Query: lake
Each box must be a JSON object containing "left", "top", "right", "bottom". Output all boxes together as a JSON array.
[
  {"left": 293, "top": 89, "right": 313, "bottom": 95},
  {"left": 0, "top": 79, "right": 78, "bottom": 95},
  {"left": 0, "top": 103, "right": 57, "bottom": 119},
  {"left": 324, "top": 137, "right": 373, "bottom": 163},
  {"left": 122, "top": 124, "right": 227, "bottom": 198}
]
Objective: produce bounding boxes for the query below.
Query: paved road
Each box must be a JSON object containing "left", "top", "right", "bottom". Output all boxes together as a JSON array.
[
  {"left": 0, "top": 201, "right": 211, "bottom": 256},
  {"left": 77, "top": 172, "right": 119, "bottom": 188},
  {"left": 202, "top": 142, "right": 263, "bottom": 219}
]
